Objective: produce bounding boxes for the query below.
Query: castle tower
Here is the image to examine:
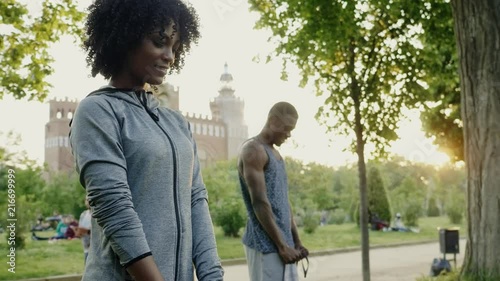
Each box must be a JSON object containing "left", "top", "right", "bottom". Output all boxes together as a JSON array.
[
  {"left": 152, "top": 83, "right": 180, "bottom": 110},
  {"left": 209, "top": 63, "right": 248, "bottom": 159},
  {"left": 44, "top": 98, "right": 78, "bottom": 174}
]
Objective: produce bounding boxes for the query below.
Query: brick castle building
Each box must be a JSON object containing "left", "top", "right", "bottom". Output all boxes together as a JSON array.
[{"left": 44, "top": 64, "right": 248, "bottom": 173}]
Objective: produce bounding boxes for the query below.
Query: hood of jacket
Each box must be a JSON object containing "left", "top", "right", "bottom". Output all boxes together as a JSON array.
[{"left": 87, "top": 86, "right": 160, "bottom": 121}]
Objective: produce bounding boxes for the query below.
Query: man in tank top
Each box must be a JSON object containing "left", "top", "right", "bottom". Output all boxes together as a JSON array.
[{"left": 238, "top": 102, "right": 309, "bottom": 281}]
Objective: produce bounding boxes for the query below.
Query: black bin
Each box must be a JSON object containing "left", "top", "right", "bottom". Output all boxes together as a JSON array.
[{"left": 439, "top": 228, "right": 459, "bottom": 254}]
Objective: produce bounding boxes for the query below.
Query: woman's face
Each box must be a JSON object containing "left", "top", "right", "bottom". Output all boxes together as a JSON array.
[{"left": 117, "top": 21, "right": 181, "bottom": 88}]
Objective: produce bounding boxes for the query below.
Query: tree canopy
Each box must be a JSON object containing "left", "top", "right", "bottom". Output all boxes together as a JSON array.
[
  {"left": 0, "top": 0, "right": 84, "bottom": 101},
  {"left": 248, "top": 1, "right": 441, "bottom": 279},
  {"left": 418, "top": 0, "right": 463, "bottom": 162}
]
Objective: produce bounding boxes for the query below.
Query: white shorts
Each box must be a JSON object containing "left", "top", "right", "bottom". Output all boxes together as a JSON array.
[{"left": 244, "top": 245, "right": 299, "bottom": 281}]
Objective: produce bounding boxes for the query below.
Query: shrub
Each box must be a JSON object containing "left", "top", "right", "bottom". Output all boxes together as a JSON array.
[
  {"left": 4, "top": 231, "right": 26, "bottom": 250},
  {"left": 427, "top": 197, "right": 440, "bottom": 217},
  {"left": 354, "top": 201, "right": 360, "bottom": 226},
  {"left": 403, "top": 199, "right": 422, "bottom": 227},
  {"left": 445, "top": 193, "right": 465, "bottom": 224},
  {"left": 328, "top": 209, "right": 346, "bottom": 225},
  {"left": 446, "top": 202, "right": 463, "bottom": 224},
  {"left": 303, "top": 211, "right": 320, "bottom": 234},
  {"left": 214, "top": 197, "right": 246, "bottom": 237},
  {"left": 293, "top": 215, "right": 304, "bottom": 227}
]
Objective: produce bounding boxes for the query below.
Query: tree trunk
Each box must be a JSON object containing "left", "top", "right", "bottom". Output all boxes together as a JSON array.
[
  {"left": 451, "top": 0, "right": 500, "bottom": 279},
  {"left": 355, "top": 105, "right": 370, "bottom": 281},
  {"left": 349, "top": 38, "right": 370, "bottom": 281}
]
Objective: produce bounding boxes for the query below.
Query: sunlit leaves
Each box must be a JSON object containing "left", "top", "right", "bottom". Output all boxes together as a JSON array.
[
  {"left": 249, "top": 0, "right": 440, "bottom": 159},
  {"left": 0, "top": 0, "right": 85, "bottom": 101},
  {"left": 418, "top": 1, "right": 462, "bottom": 161}
]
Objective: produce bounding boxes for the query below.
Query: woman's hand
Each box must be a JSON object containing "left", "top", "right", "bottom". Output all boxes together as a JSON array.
[{"left": 127, "top": 256, "right": 165, "bottom": 281}]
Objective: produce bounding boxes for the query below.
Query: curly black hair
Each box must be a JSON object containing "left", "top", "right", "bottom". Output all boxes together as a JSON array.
[{"left": 83, "top": 0, "right": 200, "bottom": 79}]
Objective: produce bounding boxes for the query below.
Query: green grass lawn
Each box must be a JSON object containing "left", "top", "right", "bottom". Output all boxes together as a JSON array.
[{"left": 0, "top": 216, "right": 465, "bottom": 280}]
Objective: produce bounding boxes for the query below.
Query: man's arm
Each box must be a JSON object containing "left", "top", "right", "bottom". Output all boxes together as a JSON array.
[
  {"left": 240, "top": 141, "right": 301, "bottom": 264},
  {"left": 290, "top": 206, "right": 309, "bottom": 258}
]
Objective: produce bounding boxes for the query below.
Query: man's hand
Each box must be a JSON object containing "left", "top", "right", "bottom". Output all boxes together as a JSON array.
[
  {"left": 278, "top": 245, "right": 302, "bottom": 264},
  {"left": 295, "top": 244, "right": 309, "bottom": 259}
]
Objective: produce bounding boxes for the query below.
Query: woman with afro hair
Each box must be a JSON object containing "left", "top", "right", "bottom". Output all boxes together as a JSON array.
[{"left": 70, "top": 0, "right": 224, "bottom": 280}]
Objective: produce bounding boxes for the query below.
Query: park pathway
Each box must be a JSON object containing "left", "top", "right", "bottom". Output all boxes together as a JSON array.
[{"left": 219, "top": 239, "right": 466, "bottom": 281}]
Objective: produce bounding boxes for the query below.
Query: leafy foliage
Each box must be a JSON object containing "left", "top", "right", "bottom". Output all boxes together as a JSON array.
[
  {"left": 0, "top": 132, "right": 86, "bottom": 247},
  {"left": 328, "top": 209, "right": 347, "bottom": 225},
  {"left": 249, "top": 0, "right": 432, "bottom": 157},
  {"left": 445, "top": 192, "right": 464, "bottom": 224},
  {"left": 286, "top": 158, "right": 337, "bottom": 212},
  {"left": 202, "top": 160, "right": 246, "bottom": 237},
  {"left": 427, "top": 197, "right": 441, "bottom": 217},
  {"left": 213, "top": 196, "right": 246, "bottom": 237},
  {"left": 247, "top": 2, "right": 445, "bottom": 275},
  {"left": 203, "top": 159, "right": 240, "bottom": 217},
  {"left": 391, "top": 177, "right": 424, "bottom": 227},
  {"left": 303, "top": 210, "right": 320, "bottom": 234},
  {"left": 418, "top": 1, "right": 463, "bottom": 162},
  {"left": 403, "top": 199, "right": 422, "bottom": 227},
  {"left": 367, "top": 166, "right": 391, "bottom": 223},
  {"left": 0, "top": 0, "right": 85, "bottom": 101}
]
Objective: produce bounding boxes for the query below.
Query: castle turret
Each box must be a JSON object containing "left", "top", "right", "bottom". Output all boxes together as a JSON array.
[
  {"left": 209, "top": 63, "right": 248, "bottom": 159},
  {"left": 45, "top": 98, "right": 78, "bottom": 174}
]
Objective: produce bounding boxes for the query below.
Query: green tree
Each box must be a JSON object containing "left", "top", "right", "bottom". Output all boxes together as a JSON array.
[
  {"left": 333, "top": 165, "right": 359, "bottom": 222},
  {"left": 419, "top": 1, "right": 463, "bottom": 162},
  {"left": 303, "top": 163, "right": 335, "bottom": 211},
  {"left": 0, "top": 133, "right": 47, "bottom": 249},
  {"left": 249, "top": 1, "right": 430, "bottom": 279},
  {"left": 0, "top": 0, "right": 84, "bottom": 101},
  {"left": 202, "top": 159, "right": 240, "bottom": 216},
  {"left": 451, "top": 0, "right": 500, "bottom": 278},
  {"left": 39, "top": 172, "right": 86, "bottom": 218},
  {"left": 284, "top": 157, "right": 309, "bottom": 210},
  {"left": 391, "top": 176, "right": 424, "bottom": 227},
  {"left": 367, "top": 166, "right": 391, "bottom": 224},
  {"left": 427, "top": 197, "right": 440, "bottom": 217},
  {"left": 445, "top": 191, "right": 464, "bottom": 225},
  {"left": 434, "top": 164, "right": 465, "bottom": 215}
]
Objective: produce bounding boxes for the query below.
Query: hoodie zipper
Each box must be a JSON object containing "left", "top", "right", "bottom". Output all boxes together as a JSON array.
[{"left": 136, "top": 91, "right": 182, "bottom": 280}]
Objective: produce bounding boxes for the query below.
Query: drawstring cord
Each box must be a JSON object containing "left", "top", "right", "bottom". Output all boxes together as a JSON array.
[{"left": 135, "top": 90, "right": 159, "bottom": 122}]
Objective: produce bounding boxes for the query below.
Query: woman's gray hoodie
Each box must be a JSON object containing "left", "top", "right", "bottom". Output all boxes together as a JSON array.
[{"left": 70, "top": 88, "right": 224, "bottom": 280}]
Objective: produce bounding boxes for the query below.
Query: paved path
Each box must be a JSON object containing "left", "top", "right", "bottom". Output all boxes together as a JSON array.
[{"left": 220, "top": 240, "right": 466, "bottom": 281}]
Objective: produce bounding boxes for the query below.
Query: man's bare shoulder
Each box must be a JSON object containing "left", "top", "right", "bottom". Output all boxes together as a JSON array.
[{"left": 240, "top": 138, "right": 267, "bottom": 166}]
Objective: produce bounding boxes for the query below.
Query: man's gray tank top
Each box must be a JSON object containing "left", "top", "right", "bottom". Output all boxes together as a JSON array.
[{"left": 239, "top": 141, "right": 295, "bottom": 253}]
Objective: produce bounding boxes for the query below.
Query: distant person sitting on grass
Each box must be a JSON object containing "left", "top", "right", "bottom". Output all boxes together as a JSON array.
[
  {"left": 31, "top": 215, "right": 52, "bottom": 231},
  {"left": 391, "top": 213, "right": 410, "bottom": 232},
  {"left": 370, "top": 213, "right": 389, "bottom": 231},
  {"left": 64, "top": 215, "right": 79, "bottom": 240},
  {"left": 32, "top": 215, "right": 77, "bottom": 242}
]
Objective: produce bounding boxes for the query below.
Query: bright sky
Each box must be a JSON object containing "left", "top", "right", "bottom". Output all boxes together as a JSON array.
[{"left": 0, "top": 0, "right": 450, "bottom": 168}]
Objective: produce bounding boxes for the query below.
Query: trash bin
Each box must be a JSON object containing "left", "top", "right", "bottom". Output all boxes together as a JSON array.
[{"left": 439, "top": 228, "right": 459, "bottom": 254}]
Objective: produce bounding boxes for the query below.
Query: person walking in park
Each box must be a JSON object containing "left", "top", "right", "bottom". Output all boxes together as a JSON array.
[
  {"left": 69, "top": 0, "right": 224, "bottom": 280},
  {"left": 238, "top": 102, "right": 309, "bottom": 281}
]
